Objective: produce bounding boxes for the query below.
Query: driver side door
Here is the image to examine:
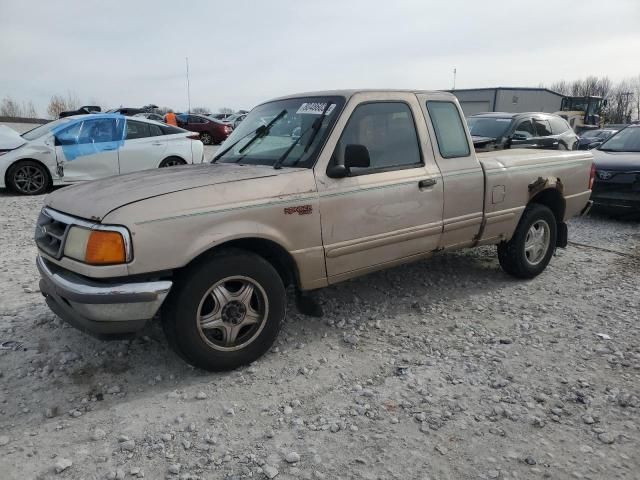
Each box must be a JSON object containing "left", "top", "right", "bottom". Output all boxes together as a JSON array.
[{"left": 54, "top": 118, "right": 123, "bottom": 182}]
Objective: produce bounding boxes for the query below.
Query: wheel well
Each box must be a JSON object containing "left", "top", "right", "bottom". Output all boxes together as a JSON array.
[
  {"left": 5, "top": 159, "right": 52, "bottom": 188},
  {"left": 187, "top": 238, "right": 299, "bottom": 289},
  {"left": 529, "top": 188, "right": 565, "bottom": 222}
]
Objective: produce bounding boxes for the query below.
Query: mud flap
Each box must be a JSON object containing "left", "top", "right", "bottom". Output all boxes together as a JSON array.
[{"left": 556, "top": 222, "right": 568, "bottom": 248}]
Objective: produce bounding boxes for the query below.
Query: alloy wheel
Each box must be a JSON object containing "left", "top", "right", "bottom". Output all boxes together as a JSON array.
[
  {"left": 14, "top": 165, "right": 46, "bottom": 194},
  {"left": 524, "top": 219, "right": 551, "bottom": 265},
  {"left": 196, "top": 276, "right": 269, "bottom": 352}
]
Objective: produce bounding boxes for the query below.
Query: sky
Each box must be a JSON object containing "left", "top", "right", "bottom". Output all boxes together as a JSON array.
[{"left": 1, "top": 0, "right": 639, "bottom": 116}]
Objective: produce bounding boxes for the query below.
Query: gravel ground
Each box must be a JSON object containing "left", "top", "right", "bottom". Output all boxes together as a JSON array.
[{"left": 0, "top": 190, "right": 638, "bottom": 480}]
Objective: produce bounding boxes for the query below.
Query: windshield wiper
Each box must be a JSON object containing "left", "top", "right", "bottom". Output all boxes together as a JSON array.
[
  {"left": 212, "top": 109, "right": 287, "bottom": 163},
  {"left": 273, "top": 102, "right": 332, "bottom": 170}
]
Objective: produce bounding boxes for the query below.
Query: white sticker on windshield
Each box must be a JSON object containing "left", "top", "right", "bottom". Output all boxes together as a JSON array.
[
  {"left": 496, "top": 119, "right": 511, "bottom": 122},
  {"left": 296, "top": 102, "right": 336, "bottom": 115}
]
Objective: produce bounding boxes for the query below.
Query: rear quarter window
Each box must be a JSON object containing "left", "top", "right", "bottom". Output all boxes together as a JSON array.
[
  {"left": 426, "top": 101, "right": 470, "bottom": 158},
  {"left": 549, "top": 117, "right": 571, "bottom": 135}
]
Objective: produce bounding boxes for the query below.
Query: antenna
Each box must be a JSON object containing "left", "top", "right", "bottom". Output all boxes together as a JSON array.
[
  {"left": 186, "top": 57, "right": 191, "bottom": 114},
  {"left": 452, "top": 67, "right": 457, "bottom": 90}
]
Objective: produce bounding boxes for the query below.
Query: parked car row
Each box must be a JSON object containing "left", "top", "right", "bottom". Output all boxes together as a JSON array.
[
  {"left": 177, "top": 114, "right": 233, "bottom": 145},
  {"left": 467, "top": 112, "right": 578, "bottom": 151},
  {"left": 0, "top": 114, "right": 204, "bottom": 195}
]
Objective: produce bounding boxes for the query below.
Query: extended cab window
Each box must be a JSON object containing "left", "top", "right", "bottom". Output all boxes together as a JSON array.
[
  {"left": 426, "top": 101, "right": 470, "bottom": 158},
  {"left": 336, "top": 102, "right": 421, "bottom": 173},
  {"left": 126, "top": 120, "right": 151, "bottom": 140}
]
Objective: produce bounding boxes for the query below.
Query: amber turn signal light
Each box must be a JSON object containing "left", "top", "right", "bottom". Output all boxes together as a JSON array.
[{"left": 85, "top": 230, "right": 126, "bottom": 265}]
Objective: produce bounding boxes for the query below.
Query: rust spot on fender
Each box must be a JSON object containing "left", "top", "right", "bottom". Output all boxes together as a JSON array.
[{"left": 528, "top": 177, "right": 563, "bottom": 197}]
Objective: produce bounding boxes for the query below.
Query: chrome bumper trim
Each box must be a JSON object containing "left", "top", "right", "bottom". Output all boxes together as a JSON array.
[{"left": 37, "top": 255, "right": 172, "bottom": 323}]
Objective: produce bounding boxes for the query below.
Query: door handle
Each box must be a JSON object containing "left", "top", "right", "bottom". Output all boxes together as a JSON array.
[
  {"left": 152, "top": 142, "right": 163, "bottom": 146},
  {"left": 419, "top": 178, "right": 437, "bottom": 188},
  {"left": 102, "top": 146, "right": 117, "bottom": 151}
]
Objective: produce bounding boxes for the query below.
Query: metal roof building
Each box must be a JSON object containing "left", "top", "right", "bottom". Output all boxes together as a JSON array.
[{"left": 449, "top": 87, "right": 564, "bottom": 116}]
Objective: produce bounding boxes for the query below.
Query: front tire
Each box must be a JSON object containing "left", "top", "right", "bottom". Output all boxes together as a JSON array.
[
  {"left": 162, "top": 249, "right": 286, "bottom": 371},
  {"left": 497, "top": 203, "right": 557, "bottom": 279},
  {"left": 7, "top": 160, "right": 50, "bottom": 195}
]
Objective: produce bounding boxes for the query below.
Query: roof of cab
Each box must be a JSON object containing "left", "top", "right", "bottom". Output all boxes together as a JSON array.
[{"left": 269, "top": 89, "right": 456, "bottom": 102}]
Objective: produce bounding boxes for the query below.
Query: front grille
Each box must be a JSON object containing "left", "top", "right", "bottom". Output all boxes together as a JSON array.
[{"left": 35, "top": 209, "right": 71, "bottom": 259}]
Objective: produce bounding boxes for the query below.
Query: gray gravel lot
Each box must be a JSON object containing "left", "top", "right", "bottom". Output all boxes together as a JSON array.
[{"left": 0, "top": 189, "right": 638, "bottom": 480}]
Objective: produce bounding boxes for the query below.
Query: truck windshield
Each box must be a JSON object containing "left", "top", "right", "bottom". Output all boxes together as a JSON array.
[
  {"left": 598, "top": 126, "right": 640, "bottom": 153},
  {"left": 466, "top": 117, "right": 513, "bottom": 139},
  {"left": 214, "top": 96, "right": 344, "bottom": 168}
]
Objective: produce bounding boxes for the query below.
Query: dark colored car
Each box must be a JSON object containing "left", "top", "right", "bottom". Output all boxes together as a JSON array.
[
  {"left": 467, "top": 112, "right": 578, "bottom": 151},
  {"left": 106, "top": 104, "right": 159, "bottom": 117},
  {"left": 59, "top": 105, "right": 101, "bottom": 118},
  {"left": 576, "top": 129, "right": 618, "bottom": 150},
  {"left": 176, "top": 114, "right": 232, "bottom": 145},
  {"left": 591, "top": 125, "right": 640, "bottom": 212}
]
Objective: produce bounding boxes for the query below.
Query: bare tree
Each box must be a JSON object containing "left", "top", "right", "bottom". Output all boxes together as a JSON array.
[
  {"left": 549, "top": 80, "right": 571, "bottom": 95},
  {"left": 218, "top": 107, "right": 234, "bottom": 114},
  {"left": 605, "top": 80, "right": 634, "bottom": 124},
  {"left": 631, "top": 75, "right": 640, "bottom": 121},
  {"left": 47, "top": 95, "right": 67, "bottom": 118},
  {"left": 191, "top": 106, "right": 211, "bottom": 115},
  {"left": 0, "top": 96, "right": 24, "bottom": 117},
  {"left": 46, "top": 91, "right": 82, "bottom": 118},
  {"left": 22, "top": 100, "right": 38, "bottom": 118}
]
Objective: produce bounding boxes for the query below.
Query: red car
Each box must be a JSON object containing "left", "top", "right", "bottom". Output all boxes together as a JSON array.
[{"left": 176, "top": 114, "right": 232, "bottom": 145}]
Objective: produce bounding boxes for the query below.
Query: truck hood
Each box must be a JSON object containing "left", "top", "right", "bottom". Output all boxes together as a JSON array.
[
  {"left": 0, "top": 125, "right": 26, "bottom": 150},
  {"left": 592, "top": 149, "right": 640, "bottom": 171},
  {"left": 45, "top": 163, "right": 284, "bottom": 221}
]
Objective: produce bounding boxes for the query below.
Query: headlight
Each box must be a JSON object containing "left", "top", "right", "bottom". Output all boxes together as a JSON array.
[{"left": 64, "top": 226, "right": 130, "bottom": 265}]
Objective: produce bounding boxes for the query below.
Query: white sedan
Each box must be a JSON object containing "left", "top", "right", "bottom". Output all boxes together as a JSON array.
[{"left": 0, "top": 114, "right": 204, "bottom": 195}]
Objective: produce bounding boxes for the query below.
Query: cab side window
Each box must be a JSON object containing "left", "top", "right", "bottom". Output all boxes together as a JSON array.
[
  {"left": 335, "top": 102, "right": 422, "bottom": 174},
  {"left": 426, "top": 101, "right": 470, "bottom": 158}
]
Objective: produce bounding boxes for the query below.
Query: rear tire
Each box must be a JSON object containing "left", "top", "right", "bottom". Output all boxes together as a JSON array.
[
  {"left": 200, "top": 133, "right": 213, "bottom": 145},
  {"left": 162, "top": 249, "right": 286, "bottom": 371},
  {"left": 159, "top": 157, "right": 186, "bottom": 168},
  {"left": 497, "top": 203, "right": 557, "bottom": 279},
  {"left": 7, "top": 160, "right": 50, "bottom": 195}
]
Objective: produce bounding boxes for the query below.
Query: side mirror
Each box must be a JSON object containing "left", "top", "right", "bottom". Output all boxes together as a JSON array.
[
  {"left": 327, "top": 144, "right": 371, "bottom": 178},
  {"left": 511, "top": 133, "right": 527, "bottom": 141},
  {"left": 344, "top": 144, "right": 370, "bottom": 169},
  {"left": 588, "top": 141, "right": 602, "bottom": 149}
]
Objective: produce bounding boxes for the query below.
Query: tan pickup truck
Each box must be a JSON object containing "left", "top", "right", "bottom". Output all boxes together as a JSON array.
[{"left": 36, "top": 90, "right": 594, "bottom": 370}]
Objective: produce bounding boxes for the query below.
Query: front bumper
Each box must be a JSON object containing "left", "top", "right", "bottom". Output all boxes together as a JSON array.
[
  {"left": 37, "top": 255, "right": 172, "bottom": 337},
  {"left": 591, "top": 190, "right": 640, "bottom": 211}
]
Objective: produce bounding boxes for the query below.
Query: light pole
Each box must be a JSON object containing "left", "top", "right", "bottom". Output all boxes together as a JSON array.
[{"left": 186, "top": 57, "right": 191, "bottom": 114}]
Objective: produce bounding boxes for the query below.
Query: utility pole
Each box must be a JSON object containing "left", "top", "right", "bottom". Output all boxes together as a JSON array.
[
  {"left": 186, "top": 57, "right": 191, "bottom": 114},
  {"left": 452, "top": 67, "right": 457, "bottom": 90}
]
